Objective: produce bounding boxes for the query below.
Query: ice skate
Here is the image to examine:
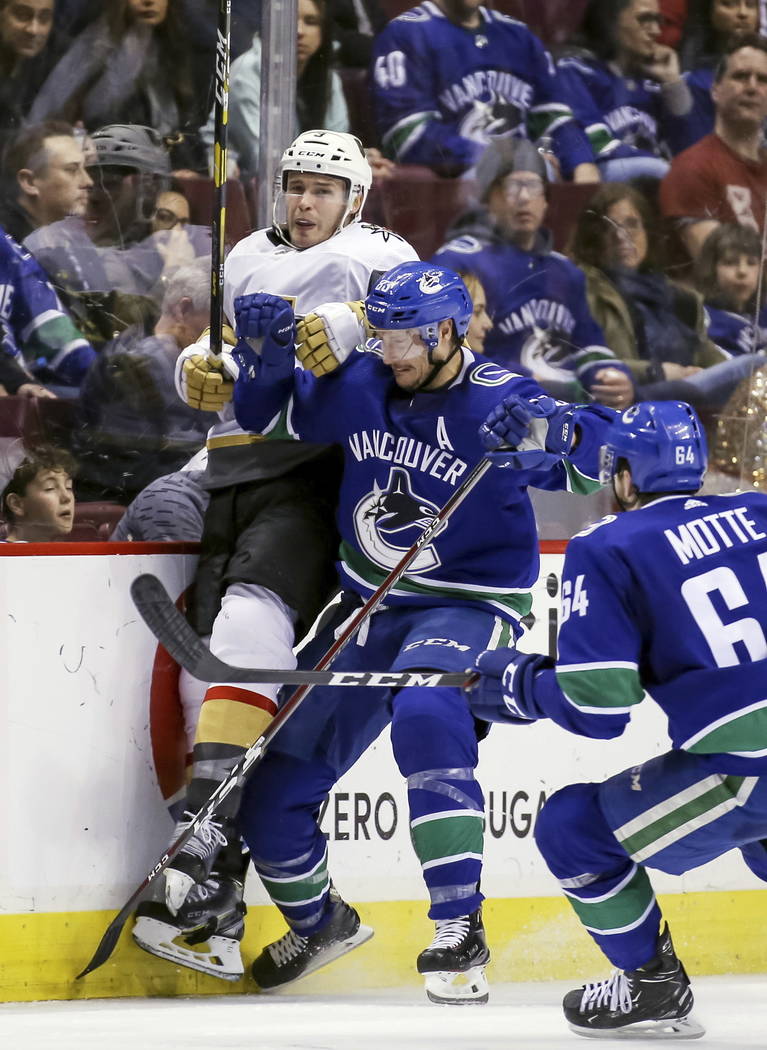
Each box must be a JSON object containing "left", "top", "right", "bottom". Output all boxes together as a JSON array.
[
  {"left": 417, "top": 907, "right": 490, "bottom": 1005},
  {"left": 563, "top": 924, "right": 705, "bottom": 1039},
  {"left": 133, "top": 873, "right": 246, "bottom": 981},
  {"left": 163, "top": 812, "right": 234, "bottom": 913},
  {"left": 251, "top": 888, "right": 373, "bottom": 990}
]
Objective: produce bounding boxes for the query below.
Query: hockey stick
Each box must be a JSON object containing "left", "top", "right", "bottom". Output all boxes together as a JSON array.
[
  {"left": 209, "top": 0, "right": 231, "bottom": 360},
  {"left": 130, "top": 573, "right": 474, "bottom": 688},
  {"left": 76, "top": 454, "right": 492, "bottom": 979}
]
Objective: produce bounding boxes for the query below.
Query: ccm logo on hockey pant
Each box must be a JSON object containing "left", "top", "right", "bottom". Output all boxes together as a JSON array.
[{"left": 403, "top": 637, "right": 471, "bottom": 653}]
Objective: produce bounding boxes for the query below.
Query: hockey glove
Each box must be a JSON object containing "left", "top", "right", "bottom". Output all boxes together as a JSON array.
[
  {"left": 296, "top": 300, "right": 368, "bottom": 376},
  {"left": 479, "top": 393, "right": 576, "bottom": 470},
  {"left": 232, "top": 293, "right": 296, "bottom": 383},
  {"left": 175, "top": 324, "right": 238, "bottom": 412},
  {"left": 470, "top": 648, "right": 554, "bottom": 725}
]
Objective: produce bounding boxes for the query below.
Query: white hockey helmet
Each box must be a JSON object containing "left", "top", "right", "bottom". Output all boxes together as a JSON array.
[{"left": 274, "top": 130, "right": 373, "bottom": 240}]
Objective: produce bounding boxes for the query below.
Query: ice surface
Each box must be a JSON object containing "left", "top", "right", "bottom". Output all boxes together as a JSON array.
[{"left": 0, "top": 976, "right": 763, "bottom": 1050}]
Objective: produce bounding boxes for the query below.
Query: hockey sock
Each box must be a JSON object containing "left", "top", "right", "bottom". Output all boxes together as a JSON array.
[
  {"left": 253, "top": 844, "right": 332, "bottom": 935},
  {"left": 535, "top": 782, "right": 662, "bottom": 970}
]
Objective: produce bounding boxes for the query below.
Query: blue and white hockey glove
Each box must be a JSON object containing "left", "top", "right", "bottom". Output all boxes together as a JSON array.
[
  {"left": 232, "top": 292, "right": 296, "bottom": 383},
  {"left": 479, "top": 394, "right": 576, "bottom": 470},
  {"left": 469, "top": 648, "right": 553, "bottom": 725}
]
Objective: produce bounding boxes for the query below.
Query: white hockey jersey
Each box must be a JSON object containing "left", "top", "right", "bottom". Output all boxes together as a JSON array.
[{"left": 206, "top": 220, "right": 418, "bottom": 488}]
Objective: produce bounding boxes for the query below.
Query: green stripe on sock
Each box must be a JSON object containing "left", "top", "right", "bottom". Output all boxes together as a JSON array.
[
  {"left": 261, "top": 861, "right": 329, "bottom": 906},
  {"left": 411, "top": 813, "right": 484, "bottom": 866},
  {"left": 566, "top": 866, "right": 655, "bottom": 933}
]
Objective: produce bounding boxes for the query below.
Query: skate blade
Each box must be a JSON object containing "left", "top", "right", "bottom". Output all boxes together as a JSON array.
[
  {"left": 253, "top": 923, "right": 374, "bottom": 992},
  {"left": 133, "top": 916, "right": 244, "bottom": 981},
  {"left": 423, "top": 965, "right": 489, "bottom": 1006},
  {"left": 567, "top": 1013, "right": 706, "bottom": 1040}
]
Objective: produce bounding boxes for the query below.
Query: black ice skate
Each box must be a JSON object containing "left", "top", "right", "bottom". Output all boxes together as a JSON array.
[
  {"left": 133, "top": 872, "right": 247, "bottom": 980},
  {"left": 563, "top": 924, "right": 705, "bottom": 1039},
  {"left": 163, "top": 812, "right": 234, "bottom": 914},
  {"left": 417, "top": 907, "right": 490, "bottom": 1005},
  {"left": 251, "top": 889, "right": 373, "bottom": 990}
]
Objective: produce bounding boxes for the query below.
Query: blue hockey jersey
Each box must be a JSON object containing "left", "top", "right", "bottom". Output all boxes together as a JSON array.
[
  {"left": 555, "top": 492, "right": 767, "bottom": 773},
  {"left": 0, "top": 227, "right": 95, "bottom": 385},
  {"left": 432, "top": 226, "right": 627, "bottom": 392},
  {"left": 371, "top": 3, "right": 594, "bottom": 176},
  {"left": 236, "top": 347, "right": 613, "bottom": 624},
  {"left": 556, "top": 53, "right": 690, "bottom": 163},
  {"left": 705, "top": 302, "right": 767, "bottom": 358}
]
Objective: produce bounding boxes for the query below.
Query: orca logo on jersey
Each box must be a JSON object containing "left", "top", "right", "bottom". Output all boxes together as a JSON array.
[{"left": 353, "top": 466, "right": 445, "bottom": 572}]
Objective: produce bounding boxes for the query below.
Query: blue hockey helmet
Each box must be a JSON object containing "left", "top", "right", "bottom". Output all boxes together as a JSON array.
[
  {"left": 600, "top": 401, "right": 707, "bottom": 493},
  {"left": 365, "top": 263, "right": 473, "bottom": 351}
]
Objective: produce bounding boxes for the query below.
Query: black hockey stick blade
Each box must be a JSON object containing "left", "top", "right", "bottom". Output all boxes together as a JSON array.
[{"left": 131, "top": 573, "right": 475, "bottom": 688}]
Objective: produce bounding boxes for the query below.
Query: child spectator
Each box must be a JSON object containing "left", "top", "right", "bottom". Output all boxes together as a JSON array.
[
  {"left": 457, "top": 270, "right": 492, "bottom": 354},
  {"left": 557, "top": 0, "right": 696, "bottom": 179},
  {"left": 0, "top": 441, "right": 75, "bottom": 541},
  {"left": 696, "top": 222, "right": 767, "bottom": 355}
]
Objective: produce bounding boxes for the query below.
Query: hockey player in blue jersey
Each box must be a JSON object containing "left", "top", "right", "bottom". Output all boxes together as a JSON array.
[
  {"left": 0, "top": 226, "right": 95, "bottom": 389},
  {"left": 199, "top": 261, "right": 615, "bottom": 1003},
  {"left": 431, "top": 138, "right": 633, "bottom": 406},
  {"left": 371, "top": 0, "right": 599, "bottom": 180},
  {"left": 472, "top": 400, "right": 767, "bottom": 1037}
]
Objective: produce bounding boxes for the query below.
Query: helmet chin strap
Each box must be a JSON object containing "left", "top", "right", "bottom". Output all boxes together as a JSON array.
[{"left": 412, "top": 328, "right": 462, "bottom": 392}]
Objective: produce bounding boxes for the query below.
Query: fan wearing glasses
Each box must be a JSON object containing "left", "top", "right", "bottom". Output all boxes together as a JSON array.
[{"left": 557, "top": 0, "right": 698, "bottom": 180}]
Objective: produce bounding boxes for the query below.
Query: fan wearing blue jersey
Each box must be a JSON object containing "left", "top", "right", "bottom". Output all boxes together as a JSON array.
[
  {"left": 223, "top": 261, "right": 614, "bottom": 1003},
  {"left": 431, "top": 138, "right": 634, "bottom": 407},
  {"left": 371, "top": 1, "right": 599, "bottom": 180},
  {"left": 557, "top": 0, "right": 696, "bottom": 180},
  {"left": 472, "top": 401, "right": 767, "bottom": 1038}
]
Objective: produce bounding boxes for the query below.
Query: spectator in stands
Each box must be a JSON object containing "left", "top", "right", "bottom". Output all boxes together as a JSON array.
[
  {"left": 331, "top": 0, "right": 386, "bottom": 68},
  {"left": 457, "top": 270, "right": 492, "bottom": 354},
  {"left": 0, "top": 0, "right": 68, "bottom": 152},
  {"left": 73, "top": 258, "right": 211, "bottom": 503},
  {"left": 0, "top": 350, "right": 54, "bottom": 397},
  {"left": 674, "top": 0, "right": 763, "bottom": 151},
  {"left": 110, "top": 462, "right": 208, "bottom": 541},
  {"left": 659, "top": 0, "right": 689, "bottom": 48},
  {"left": 202, "top": 0, "right": 349, "bottom": 179},
  {"left": 1, "top": 225, "right": 95, "bottom": 389},
  {"left": 660, "top": 35, "right": 767, "bottom": 259},
  {"left": 0, "top": 121, "right": 92, "bottom": 244},
  {"left": 557, "top": 0, "right": 696, "bottom": 180},
  {"left": 570, "top": 181, "right": 763, "bottom": 407},
  {"left": 28, "top": 0, "right": 206, "bottom": 171},
  {"left": 24, "top": 124, "right": 208, "bottom": 310},
  {"left": 150, "top": 189, "right": 189, "bottom": 234},
  {"left": 432, "top": 138, "right": 633, "bottom": 406},
  {"left": 0, "top": 442, "right": 75, "bottom": 541},
  {"left": 695, "top": 221, "right": 767, "bottom": 355},
  {"left": 370, "top": 0, "right": 600, "bottom": 181}
]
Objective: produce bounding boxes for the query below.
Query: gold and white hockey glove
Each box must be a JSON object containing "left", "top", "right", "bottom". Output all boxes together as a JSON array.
[
  {"left": 175, "top": 324, "right": 238, "bottom": 412},
  {"left": 296, "top": 300, "right": 369, "bottom": 377}
]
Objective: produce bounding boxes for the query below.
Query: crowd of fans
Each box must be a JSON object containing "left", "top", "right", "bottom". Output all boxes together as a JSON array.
[{"left": 2, "top": 0, "right": 767, "bottom": 540}]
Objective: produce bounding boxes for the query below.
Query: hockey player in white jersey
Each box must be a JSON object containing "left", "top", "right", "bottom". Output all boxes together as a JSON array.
[{"left": 131, "top": 130, "right": 417, "bottom": 980}]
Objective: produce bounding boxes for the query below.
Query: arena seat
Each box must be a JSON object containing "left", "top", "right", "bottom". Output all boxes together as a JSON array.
[
  {"left": 178, "top": 177, "right": 252, "bottom": 246},
  {"left": 546, "top": 181, "right": 601, "bottom": 253},
  {"left": 379, "top": 167, "right": 477, "bottom": 259},
  {"left": 35, "top": 396, "right": 80, "bottom": 451},
  {"left": 339, "top": 67, "right": 379, "bottom": 149},
  {"left": 0, "top": 396, "right": 42, "bottom": 443},
  {"left": 73, "top": 501, "right": 126, "bottom": 537}
]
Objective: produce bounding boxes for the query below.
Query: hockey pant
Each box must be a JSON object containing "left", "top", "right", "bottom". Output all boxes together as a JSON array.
[
  {"left": 238, "top": 599, "right": 518, "bottom": 934},
  {"left": 534, "top": 748, "right": 767, "bottom": 971}
]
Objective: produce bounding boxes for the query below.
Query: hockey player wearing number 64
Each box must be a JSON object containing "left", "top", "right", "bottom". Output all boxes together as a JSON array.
[
  {"left": 471, "top": 401, "right": 767, "bottom": 1038},
  {"left": 211, "top": 261, "right": 615, "bottom": 1004}
]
